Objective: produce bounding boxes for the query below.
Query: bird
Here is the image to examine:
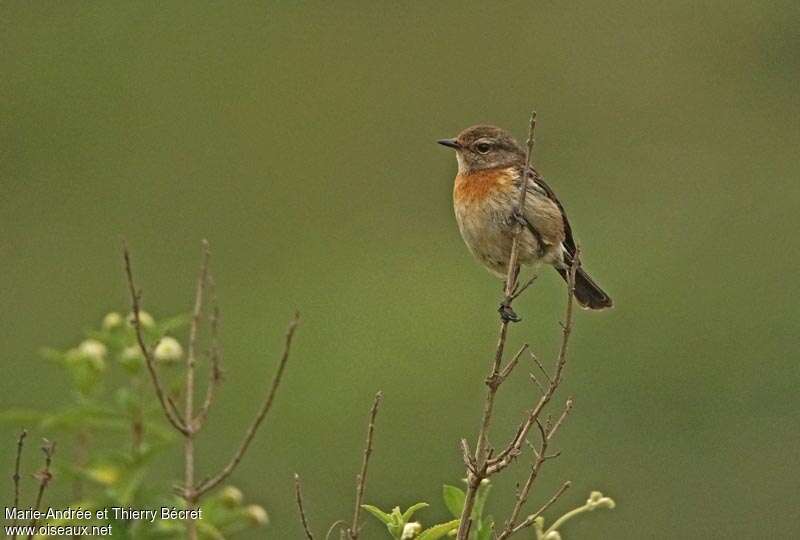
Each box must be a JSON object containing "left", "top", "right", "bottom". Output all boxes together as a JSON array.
[{"left": 438, "top": 124, "right": 612, "bottom": 318}]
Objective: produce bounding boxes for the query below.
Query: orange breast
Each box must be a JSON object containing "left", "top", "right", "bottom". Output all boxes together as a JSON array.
[{"left": 453, "top": 167, "right": 516, "bottom": 204}]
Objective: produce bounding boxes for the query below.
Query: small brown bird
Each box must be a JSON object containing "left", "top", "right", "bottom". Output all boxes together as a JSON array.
[{"left": 438, "top": 125, "right": 612, "bottom": 316}]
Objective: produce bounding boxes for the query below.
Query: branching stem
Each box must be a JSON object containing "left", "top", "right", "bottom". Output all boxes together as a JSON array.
[
  {"left": 348, "top": 391, "right": 383, "bottom": 540},
  {"left": 26, "top": 440, "right": 55, "bottom": 540},
  {"left": 11, "top": 429, "right": 27, "bottom": 540},
  {"left": 195, "top": 311, "right": 300, "bottom": 496},
  {"left": 123, "top": 244, "right": 189, "bottom": 436},
  {"left": 456, "top": 112, "right": 538, "bottom": 540},
  {"left": 295, "top": 474, "right": 315, "bottom": 540}
]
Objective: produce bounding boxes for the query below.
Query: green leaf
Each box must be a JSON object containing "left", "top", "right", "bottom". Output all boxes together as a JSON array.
[
  {"left": 362, "top": 504, "right": 394, "bottom": 525},
  {"left": 442, "top": 485, "right": 466, "bottom": 518},
  {"left": 473, "top": 480, "right": 492, "bottom": 521},
  {"left": 417, "top": 519, "right": 460, "bottom": 540},
  {"left": 391, "top": 506, "right": 403, "bottom": 523},
  {"left": 401, "top": 502, "right": 429, "bottom": 522},
  {"left": 476, "top": 516, "right": 494, "bottom": 540}
]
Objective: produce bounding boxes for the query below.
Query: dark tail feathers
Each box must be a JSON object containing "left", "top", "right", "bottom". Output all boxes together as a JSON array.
[{"left": 555, "top": 265, "right": 613, "bottom": 310}]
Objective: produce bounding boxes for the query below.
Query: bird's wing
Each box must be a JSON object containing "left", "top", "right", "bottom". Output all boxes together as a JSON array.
[{"left": 526, "top": 168, "right": 577, "bottom": 258}]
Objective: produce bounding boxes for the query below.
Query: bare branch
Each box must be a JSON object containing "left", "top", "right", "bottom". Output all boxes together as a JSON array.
[
  {"left": 166, "top": 396, "right": 186, "bottom": 426},
  {"left": 123, "top": 243, "right": 189, "bottom": 435},
  {"left": 529, "top": 372, "right": 545, "bottom": 394},
  {"left": 456, "top": 111, "right": 538, "bottom": 540},
  {"left": 511, "top": 481, "right": 571, "bottom": 535},
  {"left": 548, "top": 398, "right": 574, "bottom": 441},
  {"left": 185, "top": 239, "right": 211, "bottom": 433},
  {"left": 487, "top": 251, "right": 580, "bottom": 475},
  {"left": 348, "top": 391, "right": 384, "bottom": 540},
  {"left": 499, "top": 344, "right": 529, "bottom": 381},
  {"left": 195, "top": 311, "right": 301, "bottom": 496},
  {"left": 26, "top": 440, "right": 55, "bottom": 539},
  {"left": 530, "top": 351, "right": 552, "bottom": 385},
  {"left": 10, "top": 429, "right": 27, "bottom": 539},
  {"left": 460, "top": 438, "right": 475, "bottom": 471},
  {"left": 325, "top": 521, "right": 347, "bottom": 540},
  {"left": 295, "top": 474, "right": 315, "bottom": 540},
  {"left": 497, "top": 421, "right": 550, "bottom": 540},
  {"left": 183, "top": 241, "right": 211, "bottom": 540},
  {"left": 196, "top": 276, "right": 223, "bottom": 428},
  {"left": 510, "top": 274, "right": 538, "bottom": 301}
]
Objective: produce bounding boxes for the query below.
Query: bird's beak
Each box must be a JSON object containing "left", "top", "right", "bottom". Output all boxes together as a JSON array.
[{"left": 437, "top": 138, "right": 461, "bottom": 149}]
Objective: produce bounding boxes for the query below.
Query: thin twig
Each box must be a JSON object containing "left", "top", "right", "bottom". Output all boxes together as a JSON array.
[
  {"left": 499, "top": 344, "right": 529, "bottom": 381},
  {"left": 26, "top": 440, "right": 55, "bottom": 539},
  {"left": 185, "top": 239, "right": 211, "bottom": 433},
  {"left": 529, "top": 372, "right": 545, "bottom": 394},
  {"left": 530, "top": 351, "right": 552, "bottom": 385},
  {"left": 510, "top": 275, "right": 538, "bottom": 301},
  {"left": 325, "top": 521, "right": 347, "bottom": 540},
  {"left": 456, "top": 111, "right": 538, "bottom": 540},
  {"left": 294, "top": 474, "right": 315, "bottom": 540},
  {"left": 131, "top": 376, "right": 144, "bottom": 455},
  {"left": 196, "top": 275, "right": 222, "bottom": 428},
  {"left": 123, "top": 244, "right": 188, "bottom": 435},
  {"left": 348, "top": 391, "right": 383, "bottom": 540},
  {"left": 195, "top": 312, "right": 301, "bottom": 496},
  {"left": 547, "top": 399, "right": 574, "bottom": 441},
  {"left": 497, "top": 422, "right": 551, "bottom": 539},
  {"left": 495, "top": 262, "right": 579, "bottom": 538},
  {"left": 166, "top": 396, "right": 186, "bottom": 426},
  {"left": 511, "top": 481, "right": 571, "bottom": 535},
  {"left": 487, "top": 252, "right": 579, "bottom": 475},
  {"left": 184, "top": 241, "right": 211, "bottom": 540},
  {"left": 11, "top": 430, "right": 27, "bottom": 539}
]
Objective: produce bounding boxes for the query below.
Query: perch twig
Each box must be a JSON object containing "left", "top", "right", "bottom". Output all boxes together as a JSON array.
[
  {"left": 455, "top": 112, "right": 538, "bottom": 540},
  {"left": 26, "top": 440, "right": 55, "bottom": 539},
  {"left": 295, "top": 474, "right": 315, "bottom": 540},
  {"left": 347, "top": 391, "right": 383, "bottom": 540},
  {"left": 11, "top": 429, "right": 27, "bottom": 540}
]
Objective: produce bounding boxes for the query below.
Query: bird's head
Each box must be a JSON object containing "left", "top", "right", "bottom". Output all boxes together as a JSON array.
[{"left": 438, "top": 125, "right": 525, "bottom": 174}]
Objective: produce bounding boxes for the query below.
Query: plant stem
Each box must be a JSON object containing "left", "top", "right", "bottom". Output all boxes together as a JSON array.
[{"left": 456, "top": 111, "right": 537, "bottom": 540}]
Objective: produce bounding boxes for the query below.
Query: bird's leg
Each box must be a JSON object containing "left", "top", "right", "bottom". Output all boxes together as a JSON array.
[
  {"left": 499, "top": 281, "right": 522, "bottom": 323},
  {"left": 512, "top": 207, "right": 528, "bottom": 228}
]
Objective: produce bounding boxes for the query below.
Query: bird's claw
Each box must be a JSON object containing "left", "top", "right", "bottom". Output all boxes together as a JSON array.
[
  {"left": 512, "top": 207, "right": 527, "bottom": 227},
  {"left": 499, "top": 302, "right": 522, "bottom": 323}
]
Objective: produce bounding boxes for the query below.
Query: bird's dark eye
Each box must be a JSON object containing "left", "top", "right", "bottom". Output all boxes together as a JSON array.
[{"left": 476, "top": 142, "right": 491, "bottom": 154}]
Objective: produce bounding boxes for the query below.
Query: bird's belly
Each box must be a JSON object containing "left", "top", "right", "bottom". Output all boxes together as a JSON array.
[{"left": 454, "top": 198, "right": 559, "bottom": 278}]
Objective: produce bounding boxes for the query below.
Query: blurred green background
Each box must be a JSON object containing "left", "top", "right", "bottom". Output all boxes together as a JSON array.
[{"left": 2, "top": 1, "right": 799, "bottom": 538}]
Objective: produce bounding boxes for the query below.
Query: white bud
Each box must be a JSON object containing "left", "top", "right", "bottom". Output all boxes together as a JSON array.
[
  {"left": 401, "top": 522, "right": 422, "bottom": 539},
  {"left": 220, "top": 486, "right": 244, "bottom": 507},
  {"left": 102, "top": 312, "right": 123, "bottom": 330},
  {"left": 543, "top": 532, "right": 562, "bottom": 540},
  {"left": 588, "top": 491, "right": 603, "bottom": 503},
  {"left": 244, "top": 504, "right": 268, "bottom": 526},
  {"left": 79, "top": 339, "right": 107, "bottom": 361},
  {"left": 127, "top": 310, "right": 155, "bottom": 328},
  {"left": 600, "top": 497, "right": 616, "bottom": 510},
  {"left": 586, "top": 491, "right": 615, "bottom": 510},
  {"left": 154, "top": 337, "right": 183, "bottom": 362}
]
